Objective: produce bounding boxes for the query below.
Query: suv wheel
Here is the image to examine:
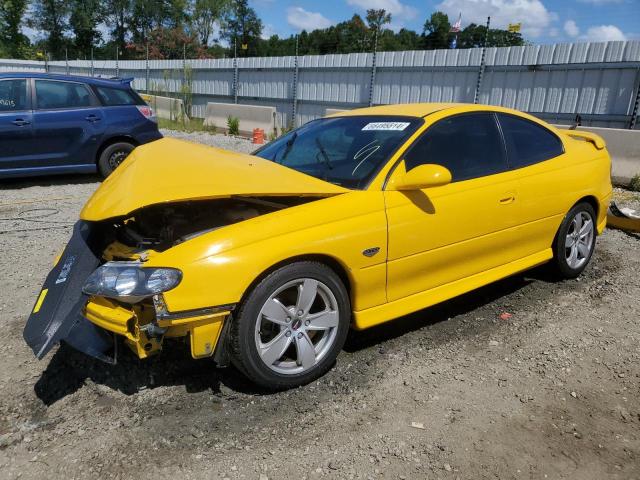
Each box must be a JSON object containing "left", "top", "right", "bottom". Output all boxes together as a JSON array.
[{"left": 98, "top": 142, "right": 135, "bottom": 177}]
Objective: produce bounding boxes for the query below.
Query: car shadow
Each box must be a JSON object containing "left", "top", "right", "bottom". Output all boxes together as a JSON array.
[
  {"left": 34, "top": 339, "right": 261, "bottom": 406},
  {"left": 0, "top": 173, "right": 101, "bottom": 189},
  {"left": 33, "top": 265, "right": 561, "bottom": 406}
]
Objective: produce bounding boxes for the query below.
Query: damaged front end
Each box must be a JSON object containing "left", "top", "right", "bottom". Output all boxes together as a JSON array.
[
  {"left": 24, "top": 196, "right": 312, "bottom": 364},
  {"left": 24, "top": 137, "right": 348, "bottom": 364}
]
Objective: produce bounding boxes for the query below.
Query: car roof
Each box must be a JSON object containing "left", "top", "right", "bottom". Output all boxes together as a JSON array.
[
  {"left": 326, "top": 102, "right": 535, "bottom": 119},
  {"left": 0, "top": 72, "right": 133, "bottom": 88}
]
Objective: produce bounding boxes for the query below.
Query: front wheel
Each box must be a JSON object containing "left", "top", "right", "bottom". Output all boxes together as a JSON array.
[
  {"left": 229, "top": 262, "right": 350, "bottom": 390},
  {"left": 551, "top": 202, "right": 597, "bottom": 279}
]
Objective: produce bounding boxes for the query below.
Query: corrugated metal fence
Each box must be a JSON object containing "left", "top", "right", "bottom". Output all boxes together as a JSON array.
[{"left": 2, "top": 40, "right": 640, "bottom": 129}]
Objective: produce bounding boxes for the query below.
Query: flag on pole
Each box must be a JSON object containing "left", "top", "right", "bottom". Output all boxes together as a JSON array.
[{"left": 450, "top": 12, "right": 462, "bottom": 33}]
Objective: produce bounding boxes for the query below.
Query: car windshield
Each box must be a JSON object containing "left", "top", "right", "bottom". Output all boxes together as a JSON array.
[{"left": 253, "top": 115, "right": 422, "bottom": 189}]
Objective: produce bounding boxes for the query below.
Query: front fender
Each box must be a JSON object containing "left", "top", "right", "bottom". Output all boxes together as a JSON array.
[{"left": 146, "top": 192, "right": 388, "bottom": 313}]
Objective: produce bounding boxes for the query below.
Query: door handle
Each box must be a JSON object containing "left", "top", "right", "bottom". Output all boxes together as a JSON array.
[
  {"left": 499, "top": 196, "right": 515, "bottom": 205},
  {"left": 12, "top": 119, "right": 31, "bottom": 126},
  {"left": 85, "top": 114, "right": 101, "bottom": 122}
]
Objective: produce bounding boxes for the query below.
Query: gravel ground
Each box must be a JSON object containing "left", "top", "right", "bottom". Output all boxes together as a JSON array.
[{"left": 1, "top": 131, "right": 639, "bottom": 480}]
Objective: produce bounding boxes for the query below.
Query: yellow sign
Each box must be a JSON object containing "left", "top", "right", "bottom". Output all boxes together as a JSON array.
[
  {"left": 508, "top": 23, "right": 522, "bottom": 33},
  {"left": 241, "top": 43, "right": 248, "bottom": 50}
]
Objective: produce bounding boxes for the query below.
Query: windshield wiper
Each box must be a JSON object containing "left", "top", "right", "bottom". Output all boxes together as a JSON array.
[
  {"left": 276, "top": 131, "right": 298, "bottom": 163},
  {"left": 315, "top": 138, "right": 333, "bottom": 170}
]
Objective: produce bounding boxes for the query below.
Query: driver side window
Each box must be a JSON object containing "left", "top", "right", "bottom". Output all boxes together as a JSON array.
[{"left": 404, "top": 112, "right": 507, "bottom": 182}]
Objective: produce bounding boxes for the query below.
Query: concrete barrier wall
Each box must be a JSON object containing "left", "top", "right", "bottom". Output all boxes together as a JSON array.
[
  {"left": 203, "top": 102, "right": 276, "bottom": 135},
  {"left": 556, "top": 125, "right": 640, "bottom": 185},
  {"left": 139, "top": 94, "right": 189, "bottom": 123}
]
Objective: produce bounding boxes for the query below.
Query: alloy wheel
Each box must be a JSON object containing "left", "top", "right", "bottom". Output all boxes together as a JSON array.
[
  {"left": 565, "top": 211, "right": 594, "bottom": 269},
  {"left": 254, "top": 278, "right": 340, "bottom": 375}
]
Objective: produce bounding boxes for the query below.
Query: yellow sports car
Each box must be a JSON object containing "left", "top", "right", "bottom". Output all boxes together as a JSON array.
[{"left": 24, "top": 103, "right": 612, "bottom": 389}]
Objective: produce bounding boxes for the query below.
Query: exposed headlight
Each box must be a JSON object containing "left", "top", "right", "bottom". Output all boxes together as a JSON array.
[{"left": 83, "top": 262, "right": 182, "bottom": 300}]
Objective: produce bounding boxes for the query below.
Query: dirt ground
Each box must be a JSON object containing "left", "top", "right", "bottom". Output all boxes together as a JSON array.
[{"left": 1, "top": 147, "right": 639, "bottom": 479}]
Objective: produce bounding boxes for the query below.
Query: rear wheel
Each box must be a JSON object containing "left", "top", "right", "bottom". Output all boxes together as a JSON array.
[
  {"left": 229, "top": 262, "right": 350, "bottom": 390},
  {"left": 552, "top": 202, "right": 597, "bottom": 279},
  {"left": 98, "top": 142, "right": 135, "bottom": 178}
]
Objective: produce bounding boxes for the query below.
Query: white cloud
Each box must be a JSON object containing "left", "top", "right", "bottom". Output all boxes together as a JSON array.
[
  {"left": 347, "top": 0, "right": 418, "bottom": 20},
  {"left": 581, "top": 24, "right": 627, "bottom": 41},
  {"left": 287, "top": 7, "right": 334, "bottom": 31},
  {"left": 261, "top": 24, "right": 277, "bottom": 40},
  {"left": 564, "top": 20, "right": 579, "bottom": 38},
  {"left": 435, "top": 0, "right": 555, "bottom": 38}
]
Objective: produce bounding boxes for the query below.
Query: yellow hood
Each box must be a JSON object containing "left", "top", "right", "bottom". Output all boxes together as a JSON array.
[{"left": 81, "top": 138, "right": 348, "bottom": 221}]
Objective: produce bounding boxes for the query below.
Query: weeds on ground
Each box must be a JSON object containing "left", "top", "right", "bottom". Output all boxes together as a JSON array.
[
  {"left": 630, "top": 174, "right": 640, "bottom": 192},
  {"left": 158, "top": 117, "right": 215, "bottom": 134},
  {"left": 227, "top": 116, "right": 240, "bottom": 136}
]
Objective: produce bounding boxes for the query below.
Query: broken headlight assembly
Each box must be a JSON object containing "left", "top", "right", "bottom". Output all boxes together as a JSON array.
[{"left": 82, "top": 262, "right": 182, "bottom": 302}]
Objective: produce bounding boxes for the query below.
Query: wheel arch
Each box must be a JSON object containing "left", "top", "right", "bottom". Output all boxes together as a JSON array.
[
  {"left": 574, "top": 195, "right": 599, "bottom": 219},
  {"left": 238, "top": 253, "right": 354, "bottom": 312}
]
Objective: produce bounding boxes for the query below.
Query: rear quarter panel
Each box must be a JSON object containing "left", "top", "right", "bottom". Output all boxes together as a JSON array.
[
  {"left": 513, "top": 132, "right": 612, "bottom": 256},
  {"left": 100, "top": 106, "right": 161, "bottom": 145}
]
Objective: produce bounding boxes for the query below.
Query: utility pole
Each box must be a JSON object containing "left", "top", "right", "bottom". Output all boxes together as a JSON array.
[
  {"left": 291, "top": 35, "right": 299, "bottom": 130},
  {"left": 65, "top": 48, "right": 69, "bottom": 75},
  {"left": 145, "top": 42, "right": 150, "bottom": 93},
  {"left": 474, "top": 16, "right": 491, "bottom": 104},
  {"left": 233, "top": 37, "right": 238, "bottom": 104},
  {"left": 368, "top": 26, "right": 379, "bottom": 107},
  {"left": 90, "top": 47, "right": 94, "bottom": 77},
  {"left": 115, "top": 47, "right": 119, "bottom": 78}
]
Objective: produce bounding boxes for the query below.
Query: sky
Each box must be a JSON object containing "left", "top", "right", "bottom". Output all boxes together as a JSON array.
[{"left": 254, "top": 0, "right": 640, "bottom": 43}]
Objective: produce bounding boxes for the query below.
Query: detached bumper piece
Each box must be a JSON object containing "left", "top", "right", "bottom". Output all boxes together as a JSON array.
[
  {"left": 83, "top": 296, "right": 231, "bottom": 360},
  {"left": 607, "top": 201, "right": 640, "bottom": 234},
  {"left": 23, "top": 221, "right": 117, "bottom": 364}
]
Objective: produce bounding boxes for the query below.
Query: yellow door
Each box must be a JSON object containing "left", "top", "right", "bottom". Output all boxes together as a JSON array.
[{"left": 384, "top": 112, "right": 523, "bottom": 302}]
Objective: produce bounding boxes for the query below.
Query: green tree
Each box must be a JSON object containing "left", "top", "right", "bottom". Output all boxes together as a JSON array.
[
  {"left": 69, "top": 0, "right": 105, "bottom": 57},
  {"left": 366, "top": 9, "right": 391, "bottom": 50},
  {"left": 221, "top": 0, "right": 262, "bottom": 57},
  {"left": 192, "top": 0, "right": 229, "bottom": 46},
  {"left": 0, "top": 0, "right": 29, "bottom": 58},
  {"left": 457, "top": 23, "right": 524, "bottom": 48},
  {"left": 29, "top": 0, "right": 69, "bottom": 58},
  {"left": 105, "top": 0, "right": 131, "bottom": 57},
  {"left": 423, "top": 11, "right": 451, "bottom": 49}
]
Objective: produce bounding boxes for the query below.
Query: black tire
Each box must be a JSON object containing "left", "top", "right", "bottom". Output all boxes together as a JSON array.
[
  {"left": 551, "top": 202, "right": 597, "bottom": 279},
  {"left": 229, "top": 261, "right": 350, "bottom": 390},
  {"left": 98, "top": 142, "right": 135, "bottom": 178}
]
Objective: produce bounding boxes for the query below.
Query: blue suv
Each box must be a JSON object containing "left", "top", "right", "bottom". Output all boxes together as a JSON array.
[{"left": 0, "top": 73, "right": 162, "bottom": 179}]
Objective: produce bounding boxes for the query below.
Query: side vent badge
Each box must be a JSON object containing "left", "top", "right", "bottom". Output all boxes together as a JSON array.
[{"left": 362, "top": 247, "right": 380, "bottom": 258}]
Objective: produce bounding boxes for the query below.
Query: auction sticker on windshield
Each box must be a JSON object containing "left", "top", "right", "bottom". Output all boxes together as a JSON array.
[{"left": 362, "top": 122, "right": 411, "bottom": 131}]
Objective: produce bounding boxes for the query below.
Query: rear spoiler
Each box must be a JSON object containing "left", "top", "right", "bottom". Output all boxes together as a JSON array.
[
  {"left": 564, "top": 130, "right": 606, "bottom": 150},
  {"left": 107, "top": 76, "right": 134, "bottom": 85}
]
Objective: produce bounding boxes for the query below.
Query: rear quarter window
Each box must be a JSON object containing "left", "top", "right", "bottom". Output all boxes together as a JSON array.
[
  {"left": 94, "top": 86, "right": 141, "bottom": 106},
  {"left": 498, "top": 113, "right": 564, "bottom": 169}
]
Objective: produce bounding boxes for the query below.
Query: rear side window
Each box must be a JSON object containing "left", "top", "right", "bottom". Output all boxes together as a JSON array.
[
  {"left": 35, "top": 80, "right": 93, "bottom": 109},
  {"left": 94, "top": 86, "right": 139, "bottom": 106},
  {"left": 404, "top": 112, "right": 507, "bottom": 182},
  {"left": 0, "top": 79, "right": 28, "bottom": 111},
  {"left": 498, "top": 113, "right": 564, "bottom": 168}
]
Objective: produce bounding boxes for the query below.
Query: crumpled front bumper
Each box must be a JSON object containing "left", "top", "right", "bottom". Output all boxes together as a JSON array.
[
  {"left": 23, "top": 220, "right": 230, "bottom": 364},
  {"left": 83, "top": 296, "right": 230, "bottom": 360}
]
